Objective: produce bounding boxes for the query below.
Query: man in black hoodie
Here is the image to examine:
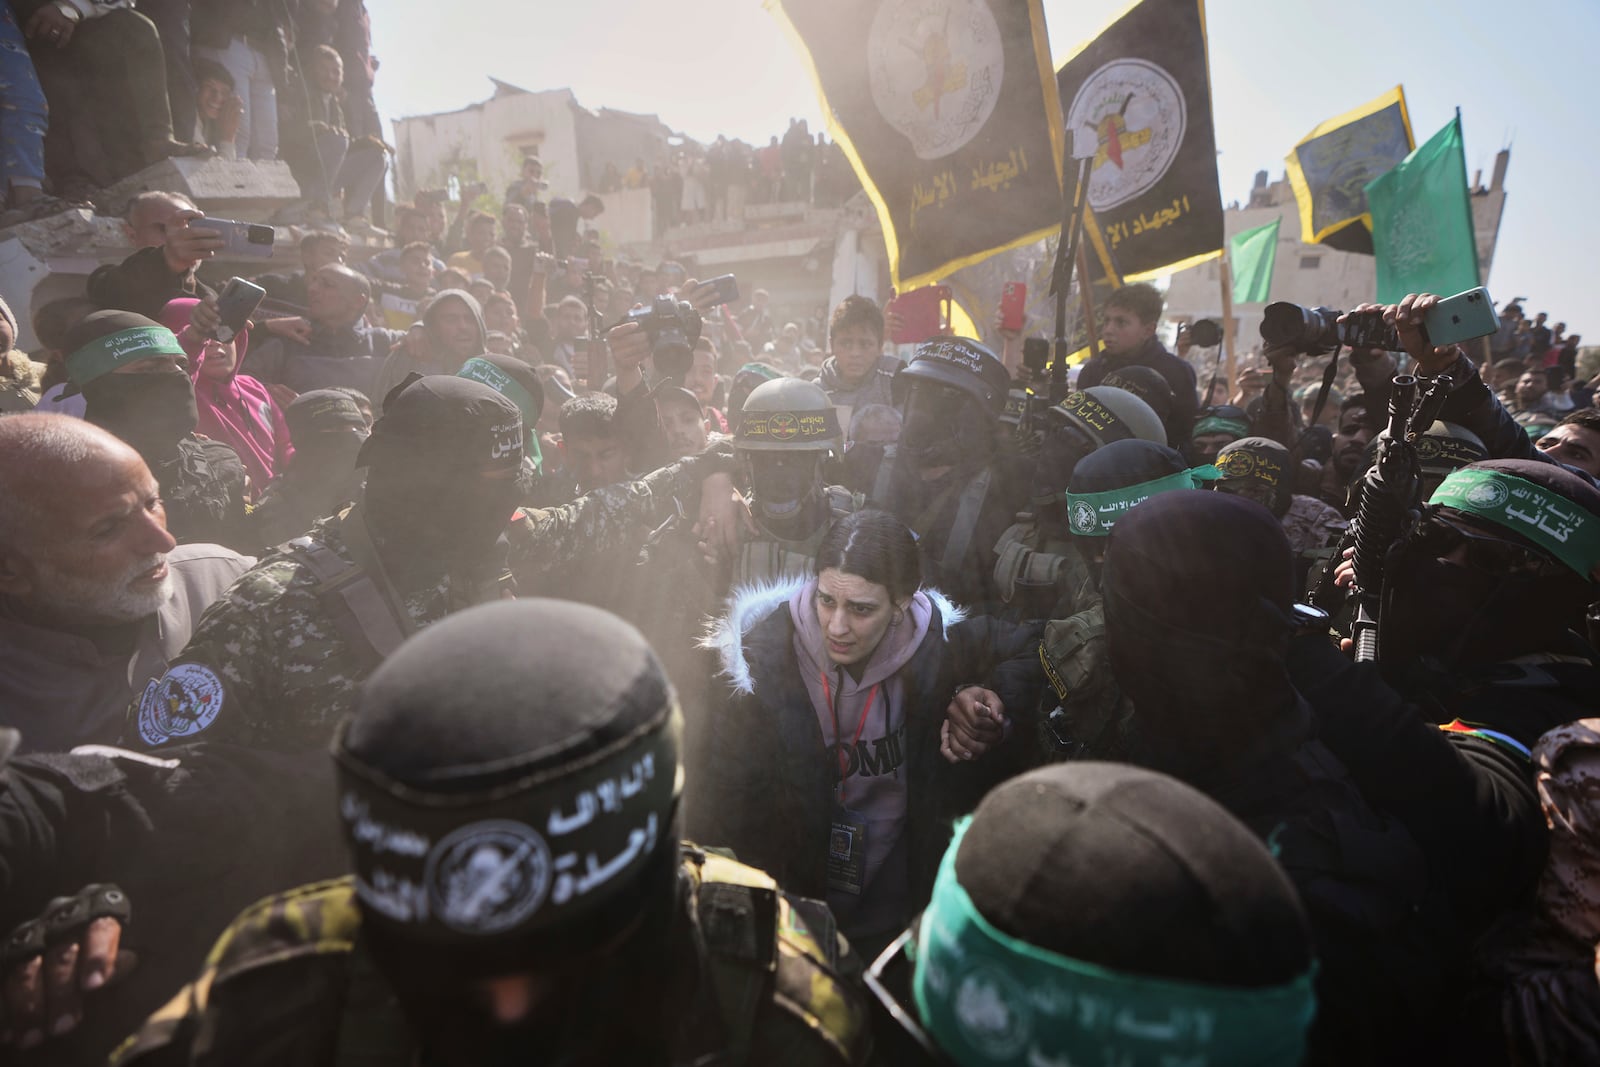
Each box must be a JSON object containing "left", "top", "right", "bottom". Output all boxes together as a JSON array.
[{"left": 1076, "top": 283, "right": 1198, "bottom": 448}]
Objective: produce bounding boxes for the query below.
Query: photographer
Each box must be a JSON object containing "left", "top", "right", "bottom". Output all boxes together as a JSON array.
[
  {"left": 1346, "top": 294, "right": 1597, "bottom": 486},
  {"left": 88, "top": 199, "right": 221, "bottom": 320}
]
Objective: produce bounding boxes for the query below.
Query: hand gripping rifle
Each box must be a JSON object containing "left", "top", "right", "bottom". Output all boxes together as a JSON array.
[{"left": 1348, "top": 372, "right": 1452, "bottom": 663}]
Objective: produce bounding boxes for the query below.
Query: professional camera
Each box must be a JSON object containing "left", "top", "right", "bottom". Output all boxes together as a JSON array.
[
  {"left": 623, "top": 296, "right": 702, "bottom": 381},
  {"left": 1260, "top": 302, "right": 1400, "bottom": 355}
]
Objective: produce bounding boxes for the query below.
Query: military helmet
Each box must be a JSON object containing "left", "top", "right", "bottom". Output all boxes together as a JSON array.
[
  {"left": 890, "top": 338, "right": 1011, "bottom": 416},
  {"left": 1363, "top": 419, "right": 1488, "bottom": 477},
  {"left": 1048, "top": 385, "right": 1166, "bottom": 449},
  {"left": 735, "top": 377, "right": 842, "bottom": 452}
]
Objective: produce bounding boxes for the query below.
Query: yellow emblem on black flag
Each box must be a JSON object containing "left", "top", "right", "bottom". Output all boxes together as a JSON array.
[
  {"left": 1284, "top": 85, "right": 1415, "bottom": 254},
  {"left": 769, "top": 0, "right": 1065, "bottom": 290},
  {"left": 1056, "top": 0, "right": 1225, "bottom": 283}
]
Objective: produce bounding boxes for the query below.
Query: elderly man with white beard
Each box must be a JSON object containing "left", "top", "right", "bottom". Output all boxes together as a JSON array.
[{"left": 0, "top": 415, "right": 252, "bottom": 753}]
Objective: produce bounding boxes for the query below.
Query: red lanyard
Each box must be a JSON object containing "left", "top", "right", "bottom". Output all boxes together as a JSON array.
[{"left": 822, "top": 669, "right": 878, "bottom": 800}]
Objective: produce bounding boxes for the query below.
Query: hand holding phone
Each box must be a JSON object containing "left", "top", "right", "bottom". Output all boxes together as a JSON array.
[
  {"left": 213, "top": 278, "right": 267, "bottom": 343},
  {"left": 1422, "top": 286, "right": 1499, "bottom": 347},
  {"left": 706, "top": 274, "right": 740, "bottom": 307},
  {"left": 999, "top": 281, "right": 1026, "bottom": 334},
  {"left": 193, "top": 217, "right": 276, "bottom": 259}
]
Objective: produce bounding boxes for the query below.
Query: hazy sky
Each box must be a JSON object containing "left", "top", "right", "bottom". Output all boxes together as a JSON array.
[{"left": 372, "top": 0, "right": 1598, "bottom": 331}]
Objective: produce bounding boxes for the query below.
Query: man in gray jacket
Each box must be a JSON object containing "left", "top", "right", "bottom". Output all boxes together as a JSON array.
[{"left": 0, "top": 415, "right": 251, "bottom": 752}]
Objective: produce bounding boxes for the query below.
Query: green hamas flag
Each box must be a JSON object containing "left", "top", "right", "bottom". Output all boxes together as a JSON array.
[
  {"left": 769, "top": 0, "right": 1066, "bottom": 289},
  {"left": 1230, "top": 217, "right": 1279, "bottom": 304},
  {"left": 1366, "top": 114, "right": 1480, "bottom": 304},
  {"left": 1284, "top": 85, "right": 1414, "bottom": 254},
  {"left": 1057, "top": 0, "right": 1225, "bottom": 282}
]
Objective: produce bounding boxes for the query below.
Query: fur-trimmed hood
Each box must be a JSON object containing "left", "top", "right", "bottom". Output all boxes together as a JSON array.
[{"left": 700, "top": 574, "right": 967, "bottom": 696}]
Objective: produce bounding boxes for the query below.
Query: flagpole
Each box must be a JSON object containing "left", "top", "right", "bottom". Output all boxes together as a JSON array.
[
  {"left": 1051, "top": 157, "right": 1091, "bottom": 403},
  {"left": 1219, "top": 252, "right": 1237, "bottom": 400},
  {"left": 1077, "top": 240, "right": 1102, "bottom": 364}
]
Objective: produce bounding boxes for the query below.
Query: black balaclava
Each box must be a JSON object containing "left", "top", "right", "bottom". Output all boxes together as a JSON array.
[
  {"left": 358, "top": 376, "right": 527, "bottom": 575},
  {"left": 282, "top": 390, "right": 369, "bottom": 512},
  {"left": 337, "top": 599, "right": 686, "bottom": 1067},
  {"left": 748, "top": 450, "right": 828, "bottom": 538},
  {"left": 1215, "top": 436, "right": 1294, "bottom": 518},
  {"left": 1382, "top": 459, "right": 1600, "bottom": 669},
  {"left": 82, "top": 367, "right": 198, "bottom": 463},
  {"left": 900, "top": 377, "right": 994, "bottom": 476},
  {"left": 1103, "top": 491, "right": 1301, "bottom": 784},
  {"left": 63, "top": 309, "right": 199, "bottom": 463}
]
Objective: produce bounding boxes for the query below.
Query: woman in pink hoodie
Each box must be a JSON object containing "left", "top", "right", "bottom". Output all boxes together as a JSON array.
[
  {"left": 160, "top": 297, "right": 290, "bottom": 496},
  {"left": 701, "top": 509, "right": 1044, "bottom": 958}
]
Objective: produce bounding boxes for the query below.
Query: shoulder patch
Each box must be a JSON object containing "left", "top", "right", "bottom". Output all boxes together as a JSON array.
[{"left": 137, "top": 663, "right": 226, "bottom": 746}]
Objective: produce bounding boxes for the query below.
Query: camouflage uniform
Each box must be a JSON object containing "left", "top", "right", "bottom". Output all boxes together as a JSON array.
[
  {"left": 991, "top": 522, "right": 1128, "bottom": 762},
  {"left": 112, "top": 847, "right": 873, "bottom": 1067},
  {"left": 125, "top": 453, "right": 730, "bottom": 753},
  {"left": 1280, "top": 492, "right": 1347, "bottom": 556}
]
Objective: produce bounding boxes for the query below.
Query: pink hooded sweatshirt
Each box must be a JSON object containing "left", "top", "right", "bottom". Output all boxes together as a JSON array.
[
  {"left": 161, "top": 298, "right": 290, "bottom": 493},
  {"left": 789, "top": 576, "right": 933, "bottom": 925}
]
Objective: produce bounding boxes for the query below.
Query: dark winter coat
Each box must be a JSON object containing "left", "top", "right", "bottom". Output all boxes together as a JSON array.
[{"left": 699, "top": 576, "right": 1043, "bottom": 914}]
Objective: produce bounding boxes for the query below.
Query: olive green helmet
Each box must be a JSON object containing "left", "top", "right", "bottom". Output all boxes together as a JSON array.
[
  {"left": 1047, "top": 386, "right": 1166, "bottom": 449},
  {"left": 734, "top": 377, "right": 843, "bottom": 452}
]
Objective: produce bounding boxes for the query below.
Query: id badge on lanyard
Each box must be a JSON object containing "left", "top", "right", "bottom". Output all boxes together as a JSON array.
[{"left": 824, "top": 672, "right": 878, "bottom": 897}]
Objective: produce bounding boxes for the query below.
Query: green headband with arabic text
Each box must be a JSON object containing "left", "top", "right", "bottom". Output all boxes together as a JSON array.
[
  {"left": 1429, "top": 469, "right": 1600, "bottom": 578},
  {"left": 1066, "top": 466, "right": 1222, "bottom": 537},
  {"left": 911, "top": 817, "right": 1317, "bottom": 1067},
  {"left": 458, "top": 357, "right": 543, "bottom": 473},
  {"left": 66, "top": 326, "right": 187, "bottom": 386}
]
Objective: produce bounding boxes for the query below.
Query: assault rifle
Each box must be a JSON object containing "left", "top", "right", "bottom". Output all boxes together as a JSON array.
[{"left": 1348, "top": 372, "right": 1452, "bottom": 663}]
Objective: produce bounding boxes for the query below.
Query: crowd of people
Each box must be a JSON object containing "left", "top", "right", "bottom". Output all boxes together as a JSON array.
[
  {"left": 0, "top": 0, "right": 386, "bottom": 229},
  {"left": 592, "top": 118, "right": 861, "bottom": 234},
  {"left": 0, "top": 125, "right": 1598, "bottom": 1066}
]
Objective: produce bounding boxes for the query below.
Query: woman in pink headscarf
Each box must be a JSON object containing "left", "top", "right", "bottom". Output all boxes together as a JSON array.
[{"left": 160, "top": 297, "right": 290, "bottom": 494}]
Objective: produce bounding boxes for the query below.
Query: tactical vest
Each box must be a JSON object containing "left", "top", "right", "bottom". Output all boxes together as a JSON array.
[
  {"left": 735, "top": 487, "right": 862, "bottom": 588},
  {"left": 281, "top": 508, "right": 507, "bottom": 671},
  {"left": 870, "top": 449, "right": 994, "bottom": 577},
  {"left": 991, "top": 521, "right": 1094, "bottom": 622},
  {"left": 112, "top": 851, "right": 870, "bottom": 1067}
]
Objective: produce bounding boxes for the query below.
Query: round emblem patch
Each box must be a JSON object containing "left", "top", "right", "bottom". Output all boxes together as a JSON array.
[
  {"left": 1066, "top": 59, "right": 1188, "bottom": 211},
  {"left": 1464, "top": 478, "right": 1509, "bottom": 509},
  {"left": 952, "top": 965, "right": 1031, "bottom": 1058},
  {"left": 1070, "top": 498, "right": 1099, "bottom": 534},
  {"left": 137, "top": 663, "right": 225, "bottom": 746},
  {"left": 768, "top": 412, "right": 800, "bottom": 441},
  {"left": 868, "top": 0, "right": 1005, "bottom": 160},
  {"left": 425, "top": 820, "right": 552, "bottom": 935},
  {"left": 1218, "top": 450, "right": 1256, "bottom": 478}
]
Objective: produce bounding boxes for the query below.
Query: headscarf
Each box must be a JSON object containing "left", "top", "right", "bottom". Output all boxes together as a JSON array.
[{"left": 160, "top": 298, "right": 288, "bottom": 490}]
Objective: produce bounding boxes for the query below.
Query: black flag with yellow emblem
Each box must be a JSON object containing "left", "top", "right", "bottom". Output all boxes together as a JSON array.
[
  {"left": 1056, "top": 0, "right": 1223, "bottom": 281},
  {"left": 769, "top": 0, "right": 1065, "bottom": 289}
]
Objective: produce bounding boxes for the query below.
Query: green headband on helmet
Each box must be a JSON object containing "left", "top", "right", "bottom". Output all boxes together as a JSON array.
[
  {"left": 1429, "top": 468, "right": 1600, "bottom": 578},
  {"left": 1066, "top": 466, "right": 1222, "bottom": 537},
  {"left": 912, "top": 818, "right": 1317, "bottom": 1067}
]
